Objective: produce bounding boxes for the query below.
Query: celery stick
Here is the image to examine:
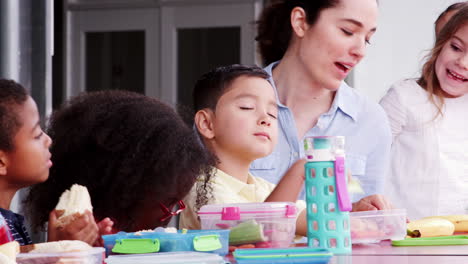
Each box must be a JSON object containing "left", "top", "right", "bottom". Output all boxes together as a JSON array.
[{"left": 229, "top": 220, "right": 266, "bottom": 245}]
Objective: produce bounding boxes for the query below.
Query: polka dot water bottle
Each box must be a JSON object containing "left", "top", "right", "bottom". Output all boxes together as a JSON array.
[{"left": 304, "top": 136, "right": 352, "bottom": 254}]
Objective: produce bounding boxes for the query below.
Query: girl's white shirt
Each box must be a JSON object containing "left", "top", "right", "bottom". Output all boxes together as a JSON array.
[{"left": 380, "top": 79, "right": 468, "bottom": 220}]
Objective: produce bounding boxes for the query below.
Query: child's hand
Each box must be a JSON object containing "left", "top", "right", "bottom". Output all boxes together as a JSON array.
[
  {"left": 265, "top": 159, "right": 306, "bottom": 203},
  {"left": 97, "top": 218, "right": 114, "bottom": 235},
  {"left": 47, "top": 209, "right": 99, "bottom": 245},
  {"left": 93, "top": 217, "right": 114, "bottom": 247}
]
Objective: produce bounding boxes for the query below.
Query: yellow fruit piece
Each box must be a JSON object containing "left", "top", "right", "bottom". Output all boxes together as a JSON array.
[
  {"left": 424, "top": 215, "right": 468, "bottom": 232},
  {"left": 0, "top": 241, "right": 19, "bottom": 260},
  {"left": 407, "top": 218, "right": 454, "bottom": 237},
  {"left": 347, "top": 177, "right": 364, "bottom": 194}
]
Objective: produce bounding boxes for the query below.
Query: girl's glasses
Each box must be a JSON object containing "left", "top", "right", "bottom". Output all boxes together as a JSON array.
[{"left": 159, "top": 200, "right": 186, "bottom": 222}]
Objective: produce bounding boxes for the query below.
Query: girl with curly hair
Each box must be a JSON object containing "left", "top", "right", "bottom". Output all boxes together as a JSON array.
[{"left": 24, "top": 90, "right": 214, "bottom": 237}]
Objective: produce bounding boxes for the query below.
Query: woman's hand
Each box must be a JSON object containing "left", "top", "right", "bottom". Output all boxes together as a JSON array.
[
  {"left": 47, "top": 209, "right": 100, "bottom": 245},
  {"left": 352, "top": 194, "right": 394, "bottom": 211}
]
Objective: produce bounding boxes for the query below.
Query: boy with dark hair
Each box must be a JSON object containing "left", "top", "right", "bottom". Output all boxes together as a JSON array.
[{"left": 180, "top": 65, "right": 308, "bottom": 236}]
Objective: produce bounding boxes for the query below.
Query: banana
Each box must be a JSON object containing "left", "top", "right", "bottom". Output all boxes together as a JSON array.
[
  {"left": 407, "top": 218, "right": 454, "bottom": 237},
  {"left": 424, "top": 215, "right": 468, "bottom": 232}
]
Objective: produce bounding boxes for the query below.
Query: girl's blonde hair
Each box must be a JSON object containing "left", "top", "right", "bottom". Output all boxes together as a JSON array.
[{"left": 418, "top": 4, "right": 468, "bottom": 118}]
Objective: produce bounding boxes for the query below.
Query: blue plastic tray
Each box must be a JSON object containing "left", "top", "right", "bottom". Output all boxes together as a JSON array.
[
  {"left": 102, "top": 229, "right": 230, "bottom": 256},
  {"left": 233, "top": 247, "right": 333, "bottom": 264}
]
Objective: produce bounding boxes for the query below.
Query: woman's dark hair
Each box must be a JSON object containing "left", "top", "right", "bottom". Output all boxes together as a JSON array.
[
  {"left": 24, "top": 90, "right": 214, "bottom": 232},
  {"left": 0, "top": 79, "right": 28, "bottom": 151},
  {"left": 256, "top": 0, "right": 340, "bottom": 65}
]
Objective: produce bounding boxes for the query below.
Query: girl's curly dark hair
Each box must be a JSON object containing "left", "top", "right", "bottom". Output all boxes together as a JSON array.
[{"left": 23, "top": 90, "right": 214, "bottom": 232}]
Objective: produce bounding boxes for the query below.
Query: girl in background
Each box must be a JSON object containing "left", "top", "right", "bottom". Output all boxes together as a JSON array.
[{"left": 380, "top": 5, "right": 468, "bottom": 219}]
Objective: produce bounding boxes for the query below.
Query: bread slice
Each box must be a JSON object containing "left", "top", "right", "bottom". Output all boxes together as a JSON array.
[
  {"left": 20, "top": 240, "right": 92, "bottom": 254},
  {"left": 55, "top": 184, "right": 93, "bottom": 226},
  {"left": 0, "top": 241, "right": 19, "bottom": 261},
  {"left": 0, "top": 253, "right": 15, "bottom": 264}
]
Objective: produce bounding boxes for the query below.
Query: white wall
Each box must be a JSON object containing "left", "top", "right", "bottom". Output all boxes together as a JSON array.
[{"left": 353, "top": 0, "right": 464, "bottom": 102}]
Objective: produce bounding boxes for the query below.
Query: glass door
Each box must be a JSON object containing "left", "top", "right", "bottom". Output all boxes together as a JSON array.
[
  {"left": 160, "top": 1, "right": 263, "bottom": 115},
  {"left": 177, "top": 27, "right": 241, "bottom": 113},
  {"left": 67, "top": 8, "right": 159, "bottom": 98}
]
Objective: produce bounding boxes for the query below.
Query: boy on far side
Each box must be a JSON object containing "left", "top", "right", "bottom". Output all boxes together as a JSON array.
[{"left": 180, "top": 65, "right": 307, "bottom": 236}]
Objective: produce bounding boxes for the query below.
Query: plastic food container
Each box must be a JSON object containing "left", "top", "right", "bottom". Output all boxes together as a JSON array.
[
  {"left": 102, "top": 229, "right": 230, "bottom": 256},
  {"left": 350, "top": 209, "right": 406, "bottom": 244},
  {"left": 105, "top": 251, "right": 225, "bottom": 264},
  {"left": 198, "top": 202, "right": 297, "bottom": 248},
  {"left": 16, "top": 247, "right": 105, "bottom": 264},
  {"left": 234, "top": 247, "right": 333, "bottom": 264}
]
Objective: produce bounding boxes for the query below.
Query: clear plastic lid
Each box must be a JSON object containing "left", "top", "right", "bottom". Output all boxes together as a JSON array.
[
  {"left": 105, "top": 252, "right": 224, "bottom": 264},
  {"left": 198, "top": 202, "right": 297, "bottom": 220},
  {"left": 17, "top": 247, "right": 104, "bottom": 263},
  {"left": 304, "top": 136, "right": 345, "bottom": 161}
]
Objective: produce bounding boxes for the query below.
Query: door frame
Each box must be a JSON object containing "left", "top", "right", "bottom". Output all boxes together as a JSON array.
[{"left": 65, "top": 0, "right": 263, "bottom": 105}]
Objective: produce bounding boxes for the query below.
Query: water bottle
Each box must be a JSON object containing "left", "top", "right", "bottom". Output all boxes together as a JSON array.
[{"left": 304, "top": 136, "right": 352, "bottom": 254}]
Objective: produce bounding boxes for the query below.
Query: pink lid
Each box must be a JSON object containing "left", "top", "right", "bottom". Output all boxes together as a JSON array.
[
  {"left": 285, "top": 204, "right": 297, "bottom": 218},
  {"left": 221, "top": 207, "right": 240, "bottom": 220}
]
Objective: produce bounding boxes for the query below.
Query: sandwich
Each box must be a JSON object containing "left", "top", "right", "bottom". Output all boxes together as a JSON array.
[{"left": 55, "top": 184, "right": 93, "bottom": 227}]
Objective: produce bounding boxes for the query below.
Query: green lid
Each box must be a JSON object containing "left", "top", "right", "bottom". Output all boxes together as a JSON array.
[
  {"left": 112, "top": 238, "right": 160, "bottom": 254},
  {"left": 193, "top": 234, "right": 222, "bottom": 251},
  {"left": 233, "top": 247, "right": 333, "bottom": 259},
  {"left": 392, "top": 235, "right": 468, "bottom": 246}
]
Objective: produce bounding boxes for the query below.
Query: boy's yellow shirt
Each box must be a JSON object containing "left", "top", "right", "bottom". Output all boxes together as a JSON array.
[{"left": 179, "top": 167, "right": 305, "bottom": 230}]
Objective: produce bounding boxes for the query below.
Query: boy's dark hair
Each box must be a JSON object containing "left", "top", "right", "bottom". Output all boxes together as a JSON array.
[
  {"left": 24, "top": 90, "right": 215, "bottom": 232},
  {"left": 193, "top": 64, "right": 270, "bottom": 112},
  {"left": 0, "top": 79, "right": 29, "bottom": 151}
]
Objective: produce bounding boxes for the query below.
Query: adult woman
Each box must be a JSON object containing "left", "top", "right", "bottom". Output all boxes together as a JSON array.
[
  {"left": 380, "top": 6, "right": 468, "bottom": 219},
  {"left": 252, "top": 0, "right": 393, "bottom": 210}
]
